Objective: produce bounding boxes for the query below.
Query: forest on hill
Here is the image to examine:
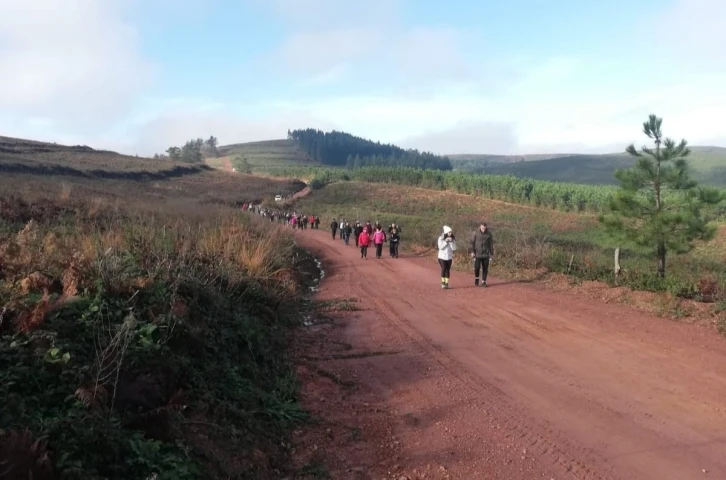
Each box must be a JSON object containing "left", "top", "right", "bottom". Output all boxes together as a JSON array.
[
  {"left": 288, "top": 128, "right": 453, "bottom": 170},
  {"left": 450, "top": 147, "right": 726, "bottom": 187}
]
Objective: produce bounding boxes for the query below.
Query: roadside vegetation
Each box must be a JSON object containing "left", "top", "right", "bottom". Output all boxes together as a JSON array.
[{"left": 0, "top": 166, "right": 316, "bottom": 478}]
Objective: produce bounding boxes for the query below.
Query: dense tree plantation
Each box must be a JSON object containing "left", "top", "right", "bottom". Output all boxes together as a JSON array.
[
  {"left": 258, "top": 165, "right": 619, "bottom": 212},
  {"left": 257, "top": 164, "right": 726, "bottom": 219},
  {"left": 288, "top": 128, "right": 453, "bottom": 170}
]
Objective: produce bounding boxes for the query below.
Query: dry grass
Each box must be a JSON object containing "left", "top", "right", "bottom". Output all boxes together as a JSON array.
[{"left": 0, "top": 154, "right": 315, "bottom": 478}]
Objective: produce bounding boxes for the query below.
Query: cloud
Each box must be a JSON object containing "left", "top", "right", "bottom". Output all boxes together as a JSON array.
[
  {"left": 400, "top": 121, "right": 519, "bottom": 155},
  {"left": 0, "top": 0, "right": 154, "bottom": 133},
  {"left": 254, "top": 0, "right": 401, "bottom": 29},
  {"left": 256, "top": 0, "right": 492, "bottom": 91},
  {"left": 653, "top": 0, "right": 726, "bottom": 66}
]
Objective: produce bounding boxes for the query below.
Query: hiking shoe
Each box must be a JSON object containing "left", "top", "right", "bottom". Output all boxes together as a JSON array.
[
  {"left": 474, "top": 279, "right": 479, "bottom": 287},
  {"left": 481, "top": 281, "right": 487, "bottom": 288}
]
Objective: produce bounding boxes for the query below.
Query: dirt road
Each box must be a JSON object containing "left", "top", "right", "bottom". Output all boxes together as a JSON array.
[{"left": 294, "top": 229, "right": 726, "bottom": 480}]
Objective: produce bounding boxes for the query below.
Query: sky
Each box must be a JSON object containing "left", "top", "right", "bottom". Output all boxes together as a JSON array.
[{"left": 1, "top": 0, "right": 724, "bottom": 156}]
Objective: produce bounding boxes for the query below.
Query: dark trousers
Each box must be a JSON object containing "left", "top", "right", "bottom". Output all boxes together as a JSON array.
[
  {"left": 332, "top": 229, "right": 337, "bottom": 239},
  {"left": 355, "top": 236, "right": 359, "bottom": 247},
  {"left": 375, "top": 243, "right": 383, "bottom": 258},
  {"left": 474, "top": 256, "right": 490, "bottom": 281},
  {"left": 360, "top": 245, "right": 368, "bottom": 258},
  {"left": 438, "top": 259, "right": 452, "bottom": 278},
  {"left": 389, "top": 242, "right": 399, "bottom": 257}
]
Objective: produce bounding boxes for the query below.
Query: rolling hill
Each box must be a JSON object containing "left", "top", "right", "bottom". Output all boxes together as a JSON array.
[
  {"left": 212, "top": 139, "right": 319, "bottom": 170},
  {"left": 450, "top": 147, "right": 726, "bottom": 186},
  {"left": 0, "top": 135, "right": 209, "bottom": 180}
]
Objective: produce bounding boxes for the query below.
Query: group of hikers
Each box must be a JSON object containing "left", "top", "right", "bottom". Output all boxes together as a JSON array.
[
  {"left": 243, "top": 203, "right": 494, "bottom": 290},
  {"left": 328, "top": 219, "right": 401, "bottom": 260},
  {"left": 327, "top": 218, "right": 494, "bottom": 290},
  {"left": 240, "top": 203, "right": 322, "bottom": 229}
]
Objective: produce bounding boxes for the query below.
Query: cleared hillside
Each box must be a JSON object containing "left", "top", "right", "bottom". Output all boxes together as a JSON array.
[
  {"left": 0, "top": 135, "right": 205, "bottom": 179},
  {"left": 214, "top": 139, "right": 319, "bottom": 169},
  {"left": 453, "top": 147, "right": 726, "bottom": 186}
]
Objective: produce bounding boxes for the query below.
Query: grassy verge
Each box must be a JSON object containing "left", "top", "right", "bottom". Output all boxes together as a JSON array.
[
  {"left": 288, "top": 181, "right": 726, "bottom": 304},
  {"left": 0, "top": 192, "right": 318, "bottom": 478}
]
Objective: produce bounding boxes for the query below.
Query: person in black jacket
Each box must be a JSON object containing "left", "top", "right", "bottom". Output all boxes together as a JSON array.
[
  {"left": 330, "top": 218, "right": 338, "bottom": 239},
  {"left": 389, "top": 227, "right": 400, "bottom": 258},
  {"left": 343, "top": 222, "right": 353, "bottom": 245},
  {"left": 470, "top": 223, "right": 494, "bottom": 287},
  {"left": 353, "top": 222, "right": 363, "bottom": 247}
]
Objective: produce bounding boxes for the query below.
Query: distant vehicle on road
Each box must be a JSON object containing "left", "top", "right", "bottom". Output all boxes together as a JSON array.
[{"left": 274, "top": 194, "right": 282, "bottom": 202}]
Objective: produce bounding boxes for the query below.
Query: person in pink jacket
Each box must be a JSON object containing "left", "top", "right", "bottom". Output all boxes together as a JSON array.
[{"left": 372, "top": 226, "right": 387, "bottom": 259}]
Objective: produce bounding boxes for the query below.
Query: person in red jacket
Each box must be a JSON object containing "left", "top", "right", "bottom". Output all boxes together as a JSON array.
[{"left": 358, "top": 226, "right": 371, "bottom": 259}]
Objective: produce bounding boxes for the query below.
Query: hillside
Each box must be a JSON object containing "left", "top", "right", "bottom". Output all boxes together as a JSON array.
[
  {"left": 448, "top": 153, "right": 567, "bottom": 165},
  {"left": 451, "top": 147, "right": 726, "bottom": 186},
  {"left": 212, "top": 139, "right": 319, "bottom": 170},
  {"left": 0, "top": 135, "right": 208, "bottom": 180}
]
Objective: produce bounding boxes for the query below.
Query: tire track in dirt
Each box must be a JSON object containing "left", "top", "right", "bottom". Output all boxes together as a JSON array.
[{"left": 295, "top": 229, "right": 726, "bottom": 480}]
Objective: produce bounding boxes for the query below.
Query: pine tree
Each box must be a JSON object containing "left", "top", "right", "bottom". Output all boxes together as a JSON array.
[
  {"left": 600, "top": 114, "right": 723, "bottom": 278},
  {"left": 166, "top": 146, "right": 181, "bottom": 161}
]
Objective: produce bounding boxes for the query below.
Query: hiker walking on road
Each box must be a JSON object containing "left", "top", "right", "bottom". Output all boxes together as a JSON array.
[
  {"left": 389, "top": 227, "right": 400, "bottom": 258},
  {"left": 358, "top": 226, "right": 371, "bottom": 259},
  {"left": 373, "top": 226, "right": 387, "bottom": 259},
  {"left": 314, "top": 216, "right": 320, "bottom": 230},
  {"left": 330, "top": 218, "right": 339, "bottom": 239},
  {"left": 343, "top": 222, "right": 353, "bottom": 245},
  {"left": 353, "top": 222, "right": 363, "bottom": 247},
  {"left": 340, "top": 220, "right": 347, "bottom": 242},
  {"left": 437, "top": 226, "right": 457, "bottom": 289},
  {"left": 470, "top": 223, "right": 494, "bottom": 287}
]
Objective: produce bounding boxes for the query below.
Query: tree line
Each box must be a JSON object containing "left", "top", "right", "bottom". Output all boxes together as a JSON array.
[
  {"left": 154, "top": 136, "right": 218, "bottom": 163},
  {"left": 288, "top": 128, "right": 453, "bottom": 170}
]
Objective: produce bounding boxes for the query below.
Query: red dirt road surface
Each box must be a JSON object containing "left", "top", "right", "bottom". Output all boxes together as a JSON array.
[{"left": 293, "top": 228, "right": 726, "bottom": 480}]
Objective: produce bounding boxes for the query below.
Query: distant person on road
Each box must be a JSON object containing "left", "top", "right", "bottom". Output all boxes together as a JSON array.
[
  {"left": 330, "top": 218, "right": 339, "bottom": 239},
  {"left": 340, "top": 220, "right": 347, "bottom": 242},
  {"left": 343, "top": 222, "right": 353, "bottom": 245},
  {"left": 470, "top": 222, "right": 494, "bottom": 287},
  {"left": 437, "top": 226, "right": 457, "bottom": 289},
  {"left": 314, "top": 216, "right": 320, "bottom": 230},
  {"left": 358, "top": 226, "right": 371, "bottom": 259},
  {"left": 373, "top": 226, "right": 387, "bottom": 259},
  {"left": 389, "top": 227, "right": 400, "bottom": 258},
  {"left": 353, "top": 221, "right": 363, "bottom": 247},
  {"left": 290, "top": 215, "right": 298, "bottom": 229}
]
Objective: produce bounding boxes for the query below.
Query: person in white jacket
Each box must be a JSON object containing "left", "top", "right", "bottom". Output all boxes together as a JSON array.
[{"left": 437, "top": 225, "right": 457, "bottom": 289}]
